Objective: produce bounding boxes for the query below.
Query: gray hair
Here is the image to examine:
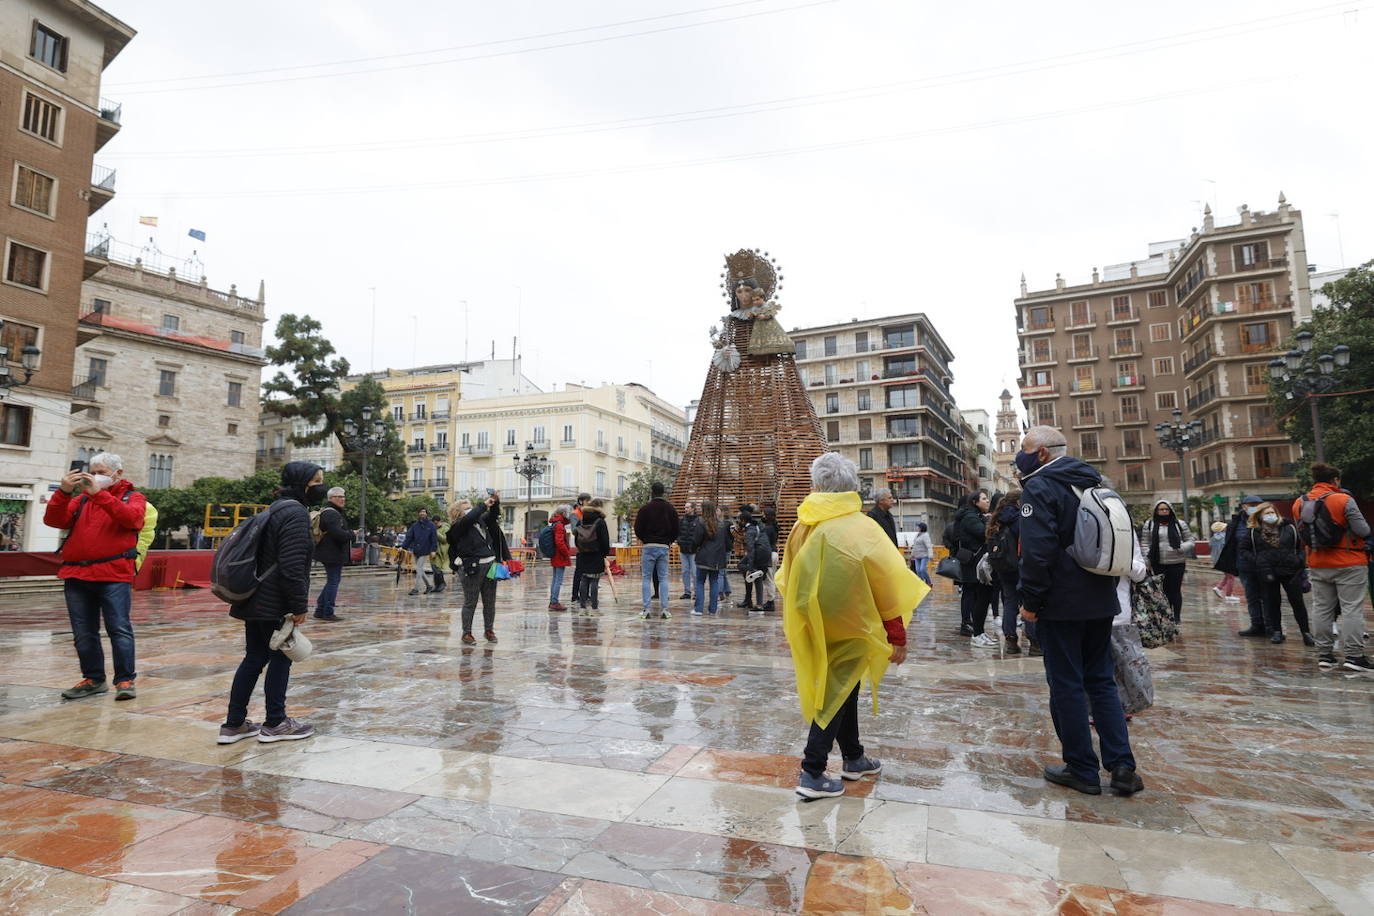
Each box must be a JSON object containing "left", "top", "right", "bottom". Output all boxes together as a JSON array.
[
  {"left": 873, "top": 487, "right": 892, "bottom": 501},
  {"left": 89, "top": 451, "right": 123, "bottom": 472},
  {"left": 327, "top": 486, "right": 345, "bottom": 498},
  {"left": 555, "top": 503, "right": 573, "bottom": 518},
  {"left": 810, "top": 451, "right": 860, "bottom": 493},
  {"left": 1021, "top": 425, "right": 1068, "bottom": 457}
]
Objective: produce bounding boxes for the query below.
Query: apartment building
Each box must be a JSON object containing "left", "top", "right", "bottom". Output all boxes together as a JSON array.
[
  {"left": 0, "top": 0, "right": 133, "bottom": 550},
  {"left": 71, "top": 257, "right": 267, "bottom": 488},
  {"left": 1015, "top": 194, "right": 1311, "bottom": 513},
  {"left": 255, "top": 412, "right": 343, "bottom": 473},
  {"left": 790, "top": 314, "right": 965, "bottom": 534},
  {"left": 961, "top": 408, "right": 1010, "bottom": 492}
]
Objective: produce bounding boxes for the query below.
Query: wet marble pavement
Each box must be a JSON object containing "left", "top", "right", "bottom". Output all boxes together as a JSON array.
[{"left": 0, "top": 566, "right": 1371, "bottom": 915}]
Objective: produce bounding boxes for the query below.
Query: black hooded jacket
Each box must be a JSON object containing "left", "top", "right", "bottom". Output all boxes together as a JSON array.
[
  {"left": 1015, "top": 456, "right": 1118, "bottom": 620},
  {"left": 231, "top": 461, "right": 320, "bottom": 622}
]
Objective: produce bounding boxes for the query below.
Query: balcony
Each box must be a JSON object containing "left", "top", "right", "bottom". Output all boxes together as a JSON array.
[
  {"left": 1071, "top": 414, "right": 1104, "bottom": 430},
  {"left": 1112, "top": 374, "right": 1146, "bottom": 392},
  {"left": 1019, "top": 382, "right": 1059, "bottom": 399},
  {"left": 255, "top": 448, "right": 267, "bottom": 458},
  {"left": 95, "top": 98, "right": 122, "bottom": 149},
  {"left": 560, "top": 438, "right": 576, "bottom": 448},
  {"left": 472, "top": 444, "right": 492, "bottom": 457},
  {"left": 406, "top": 479, "right": 425, "bottom": 491},
  {"left": 268, "top": 447, "right": 286, "bottom": 458},
  {"left": 504, "top": 441, "right": 519, "bottom": 452},
  {"left": 428, "top": 478, "right": 448, "bottom": 488},
  {"left": 1239, "top": 337, "right": 1278, "bottom": 355},
  {"left": 83, "top": 233, "right": 110, "bottom": 281},
  {"left": 431, "top": 410, "right": 451, "bottom": 420},
  {"left": 1113, "top": 409, "right": 1147, "bottom": 425},
  {"left": 71, "top": 376, "right": 99, "bottom": 403},
  {"left": 408, "top": 412, "right": 428, "bottom": 422},
  {"left": 1232, "top": 257, "right": 1288, "bottom": 274},
  {"left": 595, "top": 442, "right": 608, "bottom": 455},
  {"left": 1116, "top": 444, "right": 1153, "bottom": 460},
  {"left": 1107, "top": 306, "right": 1140, "bottom": 326},
  {"left": 1065, "top": 312, "right": 1097, "bottom": 330},
  {"left": 1109, "top": 340, "right": 1141, "bottom": 358},
  {"left": 1183, "top": 346, "right": 1216, "bottom": 375},
  {"left": 458, "top": 444, "right": 474, "bottom": 455},
  {"left": 924, "top": 490, "right": 959, "bottom": 507},
  {"left": 407, "top": 444, "right": 427, "bottom": 454},
  {"left": 1080, "top": 446, "right": 1107, "bottom": 462},
  {"left": 1068, "top": 378, "right": 1100, "bottom": 396},
  {"left": 1193, "top": 467, "right": 1227, "bottom": 487},
  {"left": 429, "top": 442, "right": 449, "bottom": 453},
  {"left": 1186, "top": 386, "right": 1218, "bottom": 411},
  {"left": 1018, "top": 316, "right": 1055, "bottom": 334},
  {"left": 1194, "top": 427, "right": 1224, "bottom": 448},
  {"left": 88, "top": 165, "right": 116, "bottom": 215},
  {"left": 1065, "top": 346, "right": 1099, "bottom": 364}
]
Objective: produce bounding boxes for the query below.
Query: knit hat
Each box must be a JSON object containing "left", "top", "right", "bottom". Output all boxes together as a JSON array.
[{"left": 1210, "top": 521, "right": 1227, "bottom": 533}]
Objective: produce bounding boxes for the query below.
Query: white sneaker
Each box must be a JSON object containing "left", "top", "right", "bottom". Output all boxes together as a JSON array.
[
  {"left": 971, "top": 633, "right": 998, "bottom": 648},
  {"left": 1212, "top": 586, "right": 1225, "bottom": 599},
  {"left": 1225, "top": 596, "right": 1240, "bottom": 603}
]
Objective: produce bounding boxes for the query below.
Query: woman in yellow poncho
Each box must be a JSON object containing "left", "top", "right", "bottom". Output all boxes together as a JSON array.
[{"left": 778, "top": 452, "right": 929, "bottom": 798}]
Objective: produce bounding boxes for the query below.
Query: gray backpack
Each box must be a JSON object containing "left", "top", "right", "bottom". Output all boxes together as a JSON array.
[{"left": 1067, "top": 484, "right": 1134, "bottom": 577}]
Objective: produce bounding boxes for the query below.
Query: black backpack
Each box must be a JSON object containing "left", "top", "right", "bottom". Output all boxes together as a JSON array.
[
  {"left": 574, "top": 521, "right": 599, "bottom": 553},
  {"left": 211, "top": 503, "right": 286, "bottom": 603},
  {"left": 986, "top": 525, "right": 1019, "bottom": 576},
  {"left": 941, "top": 520, "right": 959, "bottom": 552},
  {"left": 1297, "top": 494, "right": 1347, "bottom": 549}
]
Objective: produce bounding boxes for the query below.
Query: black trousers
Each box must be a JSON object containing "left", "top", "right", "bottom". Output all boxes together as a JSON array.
[
  {"left": 1159, "top": 564, "right": 1186, "bottom": 622},
  {"left": 1260, "top": 575, "right": 1311, "bottom": 634},
  {"left": 801, "top": 683, "right": 863, "bottom": 777},
  {"left": 461, "top": 562, "right": 497, "bottom": 633},
  {"left": 571, "top": 569, "right": 584, "bottom": 604},
  {"left": 961, "top": 582, "right": 995, "bottom": 634},
  {"left": 226, "top": 619, "right": 291, "bottom": 728}
]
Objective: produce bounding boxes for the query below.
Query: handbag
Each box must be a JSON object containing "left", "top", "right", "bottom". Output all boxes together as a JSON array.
[
  {"left": 1130, "top": 575, "right": 1178, "bottom": 648},
  {"left": 1110, "top": 624, "right": 1155, "bottom": 714},
  {"left": 935, "top": 556, "right": 962, "bottom": 580}
]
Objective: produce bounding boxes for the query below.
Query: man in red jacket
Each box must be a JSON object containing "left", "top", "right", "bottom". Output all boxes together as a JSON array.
[{"left": 44, "top": 452, "right": 147, "bottom": 701}]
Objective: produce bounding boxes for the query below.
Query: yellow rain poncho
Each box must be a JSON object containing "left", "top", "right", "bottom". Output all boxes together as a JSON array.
[{"left": 779, "top": 491, "right": 929, "bottom": 728}]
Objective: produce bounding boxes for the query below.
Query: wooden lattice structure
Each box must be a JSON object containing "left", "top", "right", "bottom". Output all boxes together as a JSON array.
[{"left": 673, "top": 249, "right": 826, "bottom": 539}]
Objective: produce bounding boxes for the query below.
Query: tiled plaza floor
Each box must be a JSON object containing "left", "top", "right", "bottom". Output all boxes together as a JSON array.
[{"left": 1, "top": 565, "right": 1372, "bottom": 914}]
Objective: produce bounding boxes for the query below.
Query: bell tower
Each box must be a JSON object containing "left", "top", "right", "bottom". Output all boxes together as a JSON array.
[{"left": 994, "top": 388, "right": 1022, "bottom": 486}]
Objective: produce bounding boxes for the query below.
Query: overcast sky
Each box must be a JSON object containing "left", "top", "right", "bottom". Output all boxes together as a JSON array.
[{"left": 97, "top": 0, "right": 1371, "bottom": 421}]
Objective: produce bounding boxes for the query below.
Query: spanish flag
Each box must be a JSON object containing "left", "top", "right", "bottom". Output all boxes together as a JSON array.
[{"left": 138, "top": 216, "right": 158, "bottom": 227}]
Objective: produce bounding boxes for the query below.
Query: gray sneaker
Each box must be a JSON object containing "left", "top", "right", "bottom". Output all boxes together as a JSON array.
[
  {"left": 257, "top": 717, "right": 315, "bottom": 743},
  {"left": 218, "top": 721, "right": 261, "bottom": 744},
  {"left": 841, "top": 755, "right": 882, "bottom": 780},
  {"left": 61, "top": 679, "right": 108, "bottom": 700}
]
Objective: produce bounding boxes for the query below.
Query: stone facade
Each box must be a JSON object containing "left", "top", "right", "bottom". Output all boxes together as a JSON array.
[{"left": 71, "top": 260, "right": 267, "bottom": 490}]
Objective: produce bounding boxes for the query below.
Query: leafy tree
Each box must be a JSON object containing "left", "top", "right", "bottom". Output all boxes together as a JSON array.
[
  {"left": 261, "top": 314, "right": 350, "bottom": 446},
  {"left": 614, "top": 469, "right": 669, "bottom": 531},
  {"left": 336, "top": 376, "right": 406, "bottom": 490},
  {"left": 1269, "top": 262, "right": 1374, "bottom": 498}
]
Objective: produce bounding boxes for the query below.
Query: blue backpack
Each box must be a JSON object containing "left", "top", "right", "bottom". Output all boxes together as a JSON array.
[{"left": 537, "top": 524, "right": 557, "bottom": 558}]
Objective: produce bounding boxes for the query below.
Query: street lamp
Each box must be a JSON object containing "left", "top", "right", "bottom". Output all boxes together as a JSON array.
[
  {"left": 342, "top": 404, "right": 388, "bottom": 562},
  {"left": 0, "top": 320, "right": 41, "bottom": 400},
  {"left": 1155, "top": 407, "right": 1203, "bottom": 523},
  {"left": 1268, "top": 331, "right": 1351, "bottom": 463},
  {"left": 512, "top": 442, "right": 549, "bottom": 545}
]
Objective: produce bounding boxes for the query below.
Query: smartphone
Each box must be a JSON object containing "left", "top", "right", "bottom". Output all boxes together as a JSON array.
[
  {"left": 486, "top": 488, "right": 496, "bottom": 496},
  {"left": 69, "top": 460, "right": 86, "bottom": 473}
]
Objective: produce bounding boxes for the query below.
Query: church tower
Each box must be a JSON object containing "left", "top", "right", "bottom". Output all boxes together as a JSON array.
[{"left": 994, "top": 388, "right": 1022, "bottom": 486}]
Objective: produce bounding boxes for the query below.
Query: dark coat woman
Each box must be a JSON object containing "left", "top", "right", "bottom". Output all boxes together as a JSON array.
[
  {"left": 1237, "top": 502, "right": 1311, "bottom": 644},
  {"left": 447, "top": 495, "right": 511, "bottom": 643},
  {"left": 690, "top": 502, "right": 733, "bottom": 615},
  {"left": 988, "top": 491, "right": 1032, "bottom": 653},
  {"left": 953, "top": 489, "right": 997, "bottom": 645},
  {"left": 572, "top": 503, "right": 611, "bottom": 611}
]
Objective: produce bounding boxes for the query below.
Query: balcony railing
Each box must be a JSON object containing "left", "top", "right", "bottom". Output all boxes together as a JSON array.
[
  {"left": 1019, "top": 382, "right": 1059, "bottom": 398},
  {"left": 1193, "top": 467, "right": 1227, "bottom": 487},
  {"left": 1186, "top": 386, "right": 1218, "bottom": 411},
  {"left": 1065, "top": 346, "right": 1099, "bottom": 363},
  {"left": 268, "top": 447, "right": 286, "bottom": 457},
  {"left": 1020, "top": 316, "right": 1055, "bottom": 333},
  {"left": 1080, "top": 446, "right": 1106, "bottom": 461},
  {"left": 1108, "top": 306, "right": 1140, "bottom": 325},
  {"left": 1239, "top": 338, "right": 1277, "bottom": 354},
  {"left": 406, "top": 479, "right": 425, "bottom": 490},
  {"left": 1068, "top": 378, "right": 1100, "bottom": 394},
  {"left": 472, "top": 444, "right": 492, "bottom": 457},
  {"left": 1065, "top": 312, "right": 1097, "bottom": 330},
  {"left": 1113, "top": 374, "right": 1146, "bottom": 390},
  {"left": 1109, "top": 340, "right": 1141, "bottom": 358},
  {"left": 595, "top": 443, "right": 608, "bottom": 454},
  {"left": 92, "top": 165, "right": 116, "bottom": 191},
  {"left": 255, "top": 448, "right": 267, "bottom": 458},
  {"left": 1116, "top": 444, "right": 1153, "bottom": 460},
  {"left": 1020, "top": 347, "right": 1054, "bottom": 365},
  {"left": 1232, "top": 257, "right": 1288, "bottom": 273},
  {"left": 1113, "top": 409, "right": 1147, "bottom": 425},
  {"left": 431, "top": 410, "right": 450, "bottom": 420},
  {"left": 924, "top": 490, "right": 958, "bottom": 507},
  {"left": 1072, "top": 414, "right": 1104, "bottom": 429},
  {"left": 1194, "top": 427, "right": 1224, "bottom": 448},
  {"left": 98, "top": 98, "right": 122, "bottom": 124},
  {"left": 428, "top": 479, "right": 448, "bottom": 488},
  {"left": 1183, "top": 346, "right": 1215, "bottom": 374},
  {"left": 72, "top": 376, "right": 99, "bottom": 400},
  {"left": 408, "top": 412, "right": 428, "bottom": 422},
  {"left": 430, "top": 442, "right": 449, "bottom": 452},
  {"left": 407, "top": 444, "right": 427, "bottom": 453},
  {"left": 504, "top": 441, "right": 519, "bottom": 452},
  {"left": 1121, "top": 475, "right": 1155, "bottom": 493}
]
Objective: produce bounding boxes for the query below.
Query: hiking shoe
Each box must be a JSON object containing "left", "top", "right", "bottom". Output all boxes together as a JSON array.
[
  {"left": 484, "top": 630, "right": 498, "bottom": 643},
  {"left": 1270, "top": 631, "right": 1287, "bottom": 644},
  {"left": 1110, "top": 766, "right": 1144, "bottom": 795},
  {"left": 1028, "top": 640, "right": 1043, "bottom": 657},
  {"left": 114, "top": 681, "right": 137, "bottom": 701},
  {"left": 1004, "top": 638, "right": 1022, "bottom": 655},
  {"left": 841, "top": 756, "right": 882, "bottom": 780},
  {"left": 258, "top": 718, "right": 315, "bottom": 743},
  {"left": 958, "top": 624, "right": 974, "bottom": 637},
  {"left": 61, "top": 679, "right": 108, "bottom": 700},
  {"left": 218, "top": 721, "right": 260, "bottom": 744},
  {"left": 461, "top": 632, "right": 476, "bottom": 644},
  {"left": 659, "top": 611, "right": 671, "bottom": 620},
  {"left": 1317, "top": 654, "right": 1338, "bottom": 669},
  {"left": 407, "top": 589, "right": 420, "bottom": 596},
  {"left": 971, "top": 633, "right": 999, "bottom": 648},
  {"left": 795, "top": 771, "right": 845, "bottom": 799},
  {"left": 1343, "top": 656, "right": 1374, "bottom": 674},
  {"left": 1044, "top": 764, "right": 1102, "bottom": 795}
]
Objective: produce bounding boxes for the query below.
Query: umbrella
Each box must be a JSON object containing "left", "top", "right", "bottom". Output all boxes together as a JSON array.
[{"left": 602, "top": 556, "right": 621, "bottom": 604}]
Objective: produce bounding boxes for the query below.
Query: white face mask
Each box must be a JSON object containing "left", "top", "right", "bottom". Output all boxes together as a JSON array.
[
  {"left": 1262, "top": 513, "right": 1279, "bottom": 524},
  {"left": 92, "top": 474, "right": 115, "bottom": 491}
]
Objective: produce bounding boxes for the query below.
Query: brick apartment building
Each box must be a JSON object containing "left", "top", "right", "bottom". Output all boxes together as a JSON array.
[
  {"left": 790, "top": 314, "right": 967, "bottom": 535},
  {"left": 1015, "top": 194, "right": 1312, "bottom": 516},
  {"left": 0, "top": 0, "right": 133, "bottom": 550}
]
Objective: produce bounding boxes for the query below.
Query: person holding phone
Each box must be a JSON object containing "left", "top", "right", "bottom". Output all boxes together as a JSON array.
[
  {"left": 447, "top": 491, "right": 510, "bottom": 643},
  {"left": 44, "top": 453, "right": 147, "bottom": 702}
]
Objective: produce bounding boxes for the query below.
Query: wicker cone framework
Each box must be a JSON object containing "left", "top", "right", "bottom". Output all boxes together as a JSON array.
[{"left": 673, "top": 249, "right": 826, "bottom": 539}]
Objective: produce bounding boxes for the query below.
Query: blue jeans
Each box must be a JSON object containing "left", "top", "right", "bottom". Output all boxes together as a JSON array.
[
  {"left": 1037, "top": 617, "right": 1135, "bottom": 783},
  {"left": 315, "top": 564, "right": 342, "bottom": 616},
  {"left": 549, "top": 565, "right": 566, "bottom": 603},
  {"left": 681, "top": 552, "right": 697, "bottom": 596},
  {"left": 226, "top": 619, "right": 291, "bottom": 728},
  {"left": 718, "top": 568, "right": 731, "bottom": 595},
  {"left": 695, "top": 566, "right": 721, "bottom": 614},
  {"left": 64, "top": 579, "right": 135, "bottom": 684},
  {"left": 911, "top": 558, "right": 931, "bottom": 587},
  {"left": 642, "top": 546, "right": 670, "bottom": 612}
]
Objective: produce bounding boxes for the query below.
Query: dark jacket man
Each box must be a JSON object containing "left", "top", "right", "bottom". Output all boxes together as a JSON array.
[
  {"left": 232, "top": 463, "right": 320, "bottom": 622},
  {"left": 405, "top": 514, "right": 438, "bottom": 557},
  {"left": 634, "top": 496, "right": 680, "bottom": 546},
  {"left": 1016, "top": 456, "right": 1118, "bottom": 620},
  {"left": 677, "top": 512, "right": 701, "bottom": 555},
  {"left": 314, "top": 504, "right": 352, "bottom": 567},
  {"left": 867, "top": 504, "right": 898, "bottom": 547}
]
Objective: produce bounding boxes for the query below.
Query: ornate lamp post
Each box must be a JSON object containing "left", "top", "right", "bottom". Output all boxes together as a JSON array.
[
  {"left": 0, "top": 320, "right": 41, "bottom": 399},
  {"left": 1155, "top": 407, "right": 1203, "bottom": 524},
  {"left": 1268, "top": 330, "right": 1351, "bottom": 464},
  {"left": 342, "top": 405, "right": 388, "bottom": 562},
  {"left": 512, "top": 442, "right": 549, "bottom": 545}
]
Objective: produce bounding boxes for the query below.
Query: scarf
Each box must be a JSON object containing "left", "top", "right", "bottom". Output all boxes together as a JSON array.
[
  {"left": 1260, "top": 521, "right": 1282, "bottom": 548},
  {"left": 1148, "top": 513, "right": 1182, "bottom": 567}
]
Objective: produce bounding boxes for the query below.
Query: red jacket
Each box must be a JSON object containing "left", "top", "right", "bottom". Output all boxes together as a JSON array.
[
  {"left": 550, "top": 515, "right": 573, "bottom": 568},
  {"left": 44, "top": 479, "right": 147, "bottom": 582},
  {"left": 1292, "top": 483, "right": 1369, "bottom": 569}
]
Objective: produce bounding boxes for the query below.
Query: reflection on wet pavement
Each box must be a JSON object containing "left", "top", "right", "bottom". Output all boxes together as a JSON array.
[{"left": 0, "top": 567, "right": 1368, "bottom": 913}]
